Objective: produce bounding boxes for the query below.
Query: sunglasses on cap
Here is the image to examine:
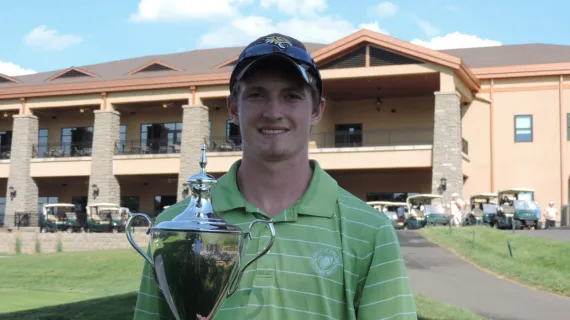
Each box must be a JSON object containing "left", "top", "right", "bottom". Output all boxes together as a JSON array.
[{"left": 230, "top": 41, "right": 322, "bottom": 97}]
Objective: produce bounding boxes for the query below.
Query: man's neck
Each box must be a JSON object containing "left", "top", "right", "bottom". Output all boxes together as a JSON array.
[{"left": 237, "top": 153, "right": 313, "bottom": 217}]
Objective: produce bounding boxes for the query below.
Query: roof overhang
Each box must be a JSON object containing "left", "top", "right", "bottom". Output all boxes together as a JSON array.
[{"left": 472, "top": 62, "right": 570, "bottom": 79}]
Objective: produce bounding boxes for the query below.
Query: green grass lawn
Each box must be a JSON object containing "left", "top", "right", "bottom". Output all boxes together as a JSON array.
[
  {"left": 0, "top": 249, "right": 483, "bottom": 320},
  {"left": 420, "top": 226, "right": 570, "bottom": 297}
]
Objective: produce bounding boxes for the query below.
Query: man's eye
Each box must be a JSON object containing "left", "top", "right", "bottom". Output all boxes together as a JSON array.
[
  {"left": 285, "top": 93, "right": 302, "bottom": 100},
  {"left": 246, "top": 92, "right": 262, "bottom": 98}
]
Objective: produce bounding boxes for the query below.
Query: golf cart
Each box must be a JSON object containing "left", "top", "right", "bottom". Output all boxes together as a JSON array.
[
  {"left": 39, "top": 203, "right": 82, "bottom": 233},
  {"left": 85, "top": 203, "right": 129, "bottom": 233},
  {"left": 493, "top": 188, "right": 539, "bottom": 230},
  {"left": 464, "top": 193, "right": 498, "bottom": 226},
  {"left": 367, "top": 201, "right": 407, "bottom": 229},
  {"left": 406, "top": 194, "right": 449, "bottom": 229}
]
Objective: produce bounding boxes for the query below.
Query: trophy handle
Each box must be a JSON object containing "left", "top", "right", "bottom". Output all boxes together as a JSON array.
[
  {"left": 126, "top": 213, "right": 154, "bottom": 268},
  {"left": 226, "top": 219, "right": 276, "bottom": 297}
]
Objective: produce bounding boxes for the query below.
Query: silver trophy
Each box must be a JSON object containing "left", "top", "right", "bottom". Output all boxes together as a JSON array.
[{"left": 126, "top": 144, "right": 276, "bottom": 320}]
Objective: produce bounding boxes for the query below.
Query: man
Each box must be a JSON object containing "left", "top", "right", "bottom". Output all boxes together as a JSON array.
[
  {"left": 133, "top": 33, "right": 417, "bottom": 320},
  {"left": 544, "top": 200, "right": 558, "bottom": 229},
  {"left": 449, "top": 193, "right": 464, "bottom": 227}
]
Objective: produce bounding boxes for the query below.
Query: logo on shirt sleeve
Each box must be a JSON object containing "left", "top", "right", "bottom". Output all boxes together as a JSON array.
[{"left": 311, "top": 248, "right": 340, "bottom": 276}]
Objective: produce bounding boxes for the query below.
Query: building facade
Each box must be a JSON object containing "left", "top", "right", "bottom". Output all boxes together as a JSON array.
[{"left": 0, "top": 29, "right": 568, "bottom": 228}]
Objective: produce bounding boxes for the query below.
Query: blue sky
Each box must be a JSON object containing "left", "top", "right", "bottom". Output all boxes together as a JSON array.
[{"left": 0, "top": 0, "right": 568, "bottom": 76}]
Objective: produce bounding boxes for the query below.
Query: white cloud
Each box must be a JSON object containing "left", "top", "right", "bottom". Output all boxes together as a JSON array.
[
  {"left": 371, "top": 2, "right": 398, "bottom": 18},
  {"left": 260, "top": 0, "right": 327, "bottom": 16},
  {"left": 198, "top": 15, "right": 384, "bottom": 48},
  {"left": 412, "top": 16, "right": 439, "bottom": 38},
  {"left": 411, "top": 32, "right": 502, "bottom": 50},
  {"left": 23, "top": 25, "right": 83, "bottom": 51},
  {"left": 129, "top": 0, "right": 241, "bottom": 22},
  {"left": 0, "top": 60, "right": 37, "bottom": 76},
  {"left": 358, "top": 21, "right": 390, "bottom": 35}
]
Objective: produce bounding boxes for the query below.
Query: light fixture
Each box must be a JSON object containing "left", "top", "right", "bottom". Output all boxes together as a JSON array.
[
  {"left": 439, "top": 177, "right": 447, "bottom": 193},
  {"left": 162, "top": 103, "right": 168, "bottom": 109},
  {"left": 8, "top": 186, "right": 16, "bottom": 200},
  {"left": 3, "top": 112, "right": 7, "bottom": 118},
  {"left": 92, "top": 184, "right": 99, "bottom": 199},
  {"left": 80, "top": 108, "right": 85, "bottom": 113},
  {"left": 182, "top": 182, "right": 189, "bottom": 198}
]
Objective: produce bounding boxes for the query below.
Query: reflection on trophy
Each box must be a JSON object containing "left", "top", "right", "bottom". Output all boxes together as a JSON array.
[{"left": 126, "top": 144, "right": 276, "bottom": 320}]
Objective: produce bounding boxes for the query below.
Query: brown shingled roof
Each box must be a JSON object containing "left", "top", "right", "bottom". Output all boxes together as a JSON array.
[
  {"left": 440, "top": 43, "right": 570, "bottom": 68},
  {"left": 2, "top": 40, "right": 570, "bottom": 89},
  {"left": 0, "top": 43, "right": 326, "bottom": 88}
]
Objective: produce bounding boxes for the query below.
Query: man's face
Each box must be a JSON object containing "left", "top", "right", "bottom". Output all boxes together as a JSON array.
[{"left": 227, "top": 62, "right": 325, "bottom": 162}]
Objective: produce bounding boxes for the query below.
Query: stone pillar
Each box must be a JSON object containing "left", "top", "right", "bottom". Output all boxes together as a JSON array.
[
  {"left": 5, "top": 115, "right": 39, "bottom": 230},
  {"left": 431, "top": 91, "right": 463, "bottom": 203},
  {"left": 88, "top": 110, "right": 120, "bottom": 205},
  {"left": 177, "top": 105, "right": 209, "bottom": 201}
]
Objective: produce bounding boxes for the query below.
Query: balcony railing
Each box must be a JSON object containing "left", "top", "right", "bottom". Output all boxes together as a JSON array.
[
  {"left": 115, "top": 139, "right": 181, "bottom": 155},
  {"left": 33, "top": 141, "right": 93, "bottom": 158},
  {"left": 204, "top": 129, "right": 433, "bottom": 152},
  {"left": 462, "top": 138, "right": 469, "bottom": 155},
  {"left": 310, "top": 129, "right": 433, "bottom": 148}
]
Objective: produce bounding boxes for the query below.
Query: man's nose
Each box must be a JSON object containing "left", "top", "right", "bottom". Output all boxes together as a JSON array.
[{"left": 262, "top": 99, "right": 283, "bottom": 120}]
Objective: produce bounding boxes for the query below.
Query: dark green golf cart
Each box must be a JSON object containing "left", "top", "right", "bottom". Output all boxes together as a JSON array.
[
  {"left": 405, "top": 194, "right": 449, "bottom": 229},
  {"left": 85, "top": 203, "right": 129, "bottom": 233},
  {"left": 493, "top": 188, "right": 539, "bottom": 230},
  {"left": 464, "top": 193, "right": 498, "bottom": 226},
  {"left": 39, "top": 203, "right": 82, "bottom": 233}
]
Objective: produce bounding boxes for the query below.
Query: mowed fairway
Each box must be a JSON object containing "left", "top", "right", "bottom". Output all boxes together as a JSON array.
[
  {"left": 420, "top": 226, "right": 570, "bottom": 297},
  {"left": 0, "top": 248, "right": 484, "bottom": 319}
]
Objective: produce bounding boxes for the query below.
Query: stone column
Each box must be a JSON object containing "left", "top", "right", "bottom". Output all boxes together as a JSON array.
[
  {"left": 431, "top": 91, "right": 463, "bottom": 203},
  {"left": 87, "top": 110, "right": 120, "bottom": 205},
  {"left": 5, "top": 115, "right": 39, "bottom": 230},
  {"left": 177, "top": 105, "right": 209, "bottom": 201}
]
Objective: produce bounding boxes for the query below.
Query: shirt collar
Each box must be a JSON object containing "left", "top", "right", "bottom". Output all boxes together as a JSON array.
[{"left": 212, "top": 159, "right": 338, "bottom": 218}]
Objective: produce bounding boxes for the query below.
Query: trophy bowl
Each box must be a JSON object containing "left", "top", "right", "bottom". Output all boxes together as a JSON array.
[{"left": 126, "top": 144, "right": 276, "bottom": 320}]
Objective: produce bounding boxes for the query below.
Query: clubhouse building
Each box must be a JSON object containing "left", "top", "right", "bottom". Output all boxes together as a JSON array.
[{"left": 0, "top": 29, "right": 568, "bottom": 228}]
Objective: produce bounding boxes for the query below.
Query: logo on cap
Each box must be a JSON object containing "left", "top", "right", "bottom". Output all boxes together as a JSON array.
[{"left": 263, "top": 35, "right": 292, "bottom": 49}]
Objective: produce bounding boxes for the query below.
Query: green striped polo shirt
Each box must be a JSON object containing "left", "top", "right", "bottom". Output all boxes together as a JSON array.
[{"left": 133, "top": 160, "right": 417, "bottom": 320}]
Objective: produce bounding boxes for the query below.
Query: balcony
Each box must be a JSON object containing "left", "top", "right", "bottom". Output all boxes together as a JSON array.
[
  {"left": 203, "top": 129, "right": 434, "bottom": 172},
  {"left": 33, "top": 142, "right": 93, "bottom": 159},
  {"left": 30, "top": 142, "right": 93, "bottom": 177},
  {"left": 115, "top": 139, "right": 181, "bottom": 155}
]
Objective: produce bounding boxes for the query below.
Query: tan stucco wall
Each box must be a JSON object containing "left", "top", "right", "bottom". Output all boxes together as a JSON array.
[
  {"left": 120, "top": 177, "right": 177, "bottom": 214},
  {"left": 563, "top": 86, "right": 570, "bottom": 205},
  {"left": 31, "top": 159, "right": 91, "bottom": 177},
  {"left": 0, "top": 162, "right": 9, "bottom": 178},
  {"left": 461, "top": 96, "right": 491, "bottom": 199},
  {"left": 27, "top": 94, "right": 101, "bottom": 109},
  {"left": 493, "top": 88, "right": 562, "bottom": 207}
]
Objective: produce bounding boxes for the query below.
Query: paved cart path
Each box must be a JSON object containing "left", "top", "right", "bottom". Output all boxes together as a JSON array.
[{"left": 398, "top": 231, "right": 570, "bottom": 320}]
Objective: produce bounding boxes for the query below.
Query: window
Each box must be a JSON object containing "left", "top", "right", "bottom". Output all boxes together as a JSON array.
[
  {"left": 0, "top": 130, "right": 12, "bottom": 155},
  {"left": 140, "top": 122, "right": 182, "bottom": 153},
  {"left": 38, "top": 129, "right": 48, "bottom": 157},
  {"left": 335, "top": 124, "right": 363, "bottom": 147},
  {"left": 61, "top": 127, "right": 94, "bottom": 155},
  {"left": 367, "top": 192, "right": 420, "bottom": 202},
  {"left": 0, "top": 197, "right": 5, "bottom": 227},
  {"left": 154, "top": 195, "right": 177, "bottom": 217},
  {"left": 514, "top": 115, "right": 533, "bottom": 142},
  {"left": 226, "top": 120, "right": 241, "bottom": 145}
]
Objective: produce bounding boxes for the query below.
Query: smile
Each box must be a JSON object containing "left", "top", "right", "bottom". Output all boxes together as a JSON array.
[{"left": 259, "top": 129, "right": 288, "bottom": 135}]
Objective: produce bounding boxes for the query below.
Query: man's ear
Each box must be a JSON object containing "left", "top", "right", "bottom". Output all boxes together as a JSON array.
[
  {"left": 311, "top": 96, "right": 326, "bottom": 126},
  {"left": 226, "top": 95, "right": 239, "bottom": 124}
]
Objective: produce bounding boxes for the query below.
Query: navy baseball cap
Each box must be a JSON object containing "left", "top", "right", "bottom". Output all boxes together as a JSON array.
[{"left": 229, "top": 33, "right": 322, "bottom": 98}]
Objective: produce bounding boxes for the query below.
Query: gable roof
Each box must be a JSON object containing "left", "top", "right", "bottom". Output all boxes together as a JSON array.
[
  {"left": 0, "top": 73, "right": 21, "bottom": 84},
  {"left": 126, "top": 60, "right": 183, "bottom": 75},
  {"left": 46, "top": 67, "right": 98, "bottom": 81}
]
